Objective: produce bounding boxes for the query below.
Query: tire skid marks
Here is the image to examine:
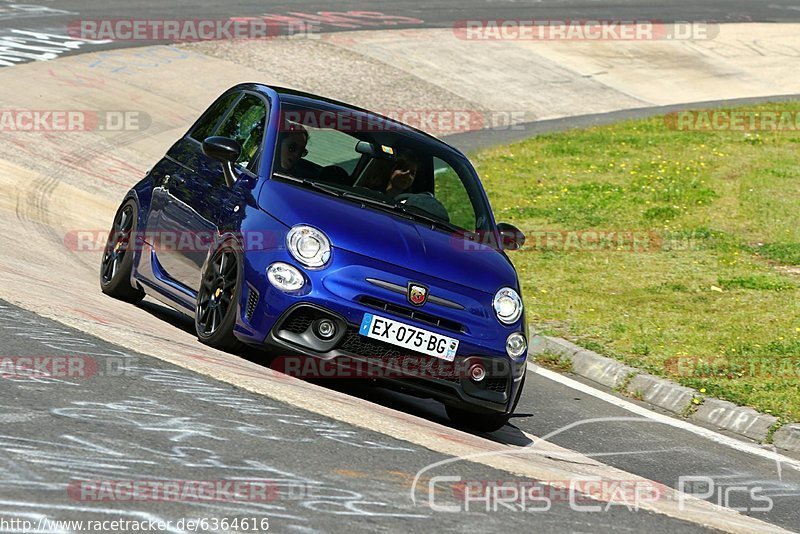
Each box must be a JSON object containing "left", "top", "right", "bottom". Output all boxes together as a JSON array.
[
  {"left": 0, "top": 302, "right": 416, "bottom": 453},
  {"left": 8, "top": 126, "right": 157, "bottom": 252},
  {"left": 0, "top": 302, "right": 428, "bottom": 526}
]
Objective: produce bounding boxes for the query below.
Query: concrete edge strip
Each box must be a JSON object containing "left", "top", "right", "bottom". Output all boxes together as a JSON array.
[
  {"left": 528, "top": 335, "right": 800, "bottom": 453},
  {"left": 443, "top": 93, "right": 800, "bottom": 153}
]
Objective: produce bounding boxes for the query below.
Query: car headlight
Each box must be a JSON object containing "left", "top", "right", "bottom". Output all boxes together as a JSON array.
[
  {"left": 267, "top": 262, "right": 305, "bottom": 291},
  {"left": 286, "top": 225, "right": 331, "bottom": 268},
  {"left": 493, "top": 287, "right": 523, "bottom": 324},
  {"left": 506, "top": 332, "right": 527, "bottom": 358}
]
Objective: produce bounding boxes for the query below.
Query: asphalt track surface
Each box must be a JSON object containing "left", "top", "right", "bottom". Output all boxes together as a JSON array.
[
  {"left": 1, "top": 1, "right": 800, "bottom": 533},
  {"left": 1, "top": 0, "right": 800, "bottom": 59},
  {"left": 0, "top": 299, "right": 721, "bottom": 533}
]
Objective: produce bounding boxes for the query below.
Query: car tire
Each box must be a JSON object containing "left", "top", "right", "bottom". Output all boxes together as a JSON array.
[
  {"left": 195, "top": 244, "right": 243, "bottom": 352},
  {"left": 446, "top": 371, "right": 527, "bottom": 433},
  {"left": 100, "top": 199, "right": 146, "bottom": 304}
]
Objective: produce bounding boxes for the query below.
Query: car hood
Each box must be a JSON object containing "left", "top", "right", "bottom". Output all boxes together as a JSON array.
[{"left": 259, "top": 179, "right": 518, "bottom": 295}]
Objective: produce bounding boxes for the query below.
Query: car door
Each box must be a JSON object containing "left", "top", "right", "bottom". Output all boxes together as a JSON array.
[
  {"left": 153, "top": 91, "right": 268, "bottom": 292},
  {"left": 145, "top": 90, "right": 241, "bottom": 290}
]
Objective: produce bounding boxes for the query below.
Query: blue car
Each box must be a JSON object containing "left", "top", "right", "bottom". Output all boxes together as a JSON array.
[{"left": 100, "top": 84, "right": 528, "bottom": 431}]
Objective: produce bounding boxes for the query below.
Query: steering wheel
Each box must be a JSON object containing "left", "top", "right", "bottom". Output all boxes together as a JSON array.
[
  {"left": 395, "top": 191, "right": 434, "bottom": 203},
  {"left": 393, "top": 192, "right": 450, "bottom": 223}
]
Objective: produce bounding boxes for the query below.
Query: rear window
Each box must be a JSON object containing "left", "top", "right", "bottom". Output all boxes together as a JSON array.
[{"left": 303, "top": 128, "right": 360, "bottom": 174}]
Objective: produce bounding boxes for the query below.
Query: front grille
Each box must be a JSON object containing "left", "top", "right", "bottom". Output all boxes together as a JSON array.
[
  {"left": 282, "top": 309, "right": 314, "bottom": 334},
  {"left": 357, "top": 296, "right": 464, "bottom": 333},
  {"left": 338, "top": 328, "right": 461, "bottom": 383},
  {"left": 245, "top": 286, "right": 259, "bottom": 321}
]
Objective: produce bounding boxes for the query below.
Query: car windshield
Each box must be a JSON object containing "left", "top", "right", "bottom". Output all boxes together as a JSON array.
[{"left": 271, "top": 102, "right": 493, "bottom": 234}]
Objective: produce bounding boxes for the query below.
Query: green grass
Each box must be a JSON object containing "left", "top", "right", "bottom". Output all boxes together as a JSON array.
[
  {"left": 472, "top": 102, "right": 800, "bottom": 422},
  {"left": 756, "top": 243, "right": 800, "bottom": 266}
]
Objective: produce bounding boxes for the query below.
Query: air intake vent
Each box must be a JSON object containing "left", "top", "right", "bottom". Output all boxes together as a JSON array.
[
  {"left": 245, "top": 286, "right": 259, "bottom": 321},
  {"left": 281, "top": 308, "right": 315, "bottom": 334},
  {"left": 485, "top": 376, "right": 508, "bottom": 393}
]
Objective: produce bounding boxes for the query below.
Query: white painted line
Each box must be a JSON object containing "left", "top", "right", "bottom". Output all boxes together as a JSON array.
[{"left": 527, "top": 362, "right": 800, "bottom": 472}]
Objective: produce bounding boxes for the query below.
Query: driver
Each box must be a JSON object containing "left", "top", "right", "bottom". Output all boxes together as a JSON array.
[
  {"left": 277, "top": 123, "right": 309, "bottom": 173},
  {"left": 363, "top": 148, "right": 419, "bottom": 199},
  {"left": 384, "top": 149, "right": 418, "bottom": 198}
]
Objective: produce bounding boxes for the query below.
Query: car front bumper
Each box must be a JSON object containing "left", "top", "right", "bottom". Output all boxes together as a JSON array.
[{"left": 233, "top": 248, "right": 527, "bottom": 414}]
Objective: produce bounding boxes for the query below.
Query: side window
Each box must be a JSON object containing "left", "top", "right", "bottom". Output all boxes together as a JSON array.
[
  {"left": 190, "top": 92, "right": 240, "bottom": 142},
  {"left": 217, "top": 94, "right": 268, "bottom": 170},
  {"left": 434, "top": 157, "right": 477, "bottom": 231}
]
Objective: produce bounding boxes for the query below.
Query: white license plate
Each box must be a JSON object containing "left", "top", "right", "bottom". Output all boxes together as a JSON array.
[{"left": 358, "top": 313, "right": 459, "bottom": 361}]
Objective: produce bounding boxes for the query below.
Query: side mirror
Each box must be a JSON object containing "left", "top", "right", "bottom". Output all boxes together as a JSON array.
[
  {"left": 497, "top": 222, "right": 525, "bottom": 251},
  {"left": 355, "top": 140, "right": 397, "bottom": 161},
  {"left": 203, "top": 136, "right": 241, "bottom": 162},
  {"left": 202, "top": 136, "right": 241, "bottom": 187}
]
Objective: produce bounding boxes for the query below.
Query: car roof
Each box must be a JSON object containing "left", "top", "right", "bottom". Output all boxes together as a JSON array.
[{"left": 227, "top": 82, "right": 468, "bottom": 159}]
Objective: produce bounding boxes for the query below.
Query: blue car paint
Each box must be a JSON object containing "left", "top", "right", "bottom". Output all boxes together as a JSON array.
[{"left": 124, "top": 84, "right": 526, "bottom": 415}]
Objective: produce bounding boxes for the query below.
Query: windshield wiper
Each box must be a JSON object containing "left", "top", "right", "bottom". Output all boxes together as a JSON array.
[
  {"left": 340, "top": 192, "right": 415, "bottom": 220},
  {"left": 274, "top": 172, "right": 343, "bottom": 197},
  {"left": 397, "top": 204, "right": 462, "bottom": 233}
]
